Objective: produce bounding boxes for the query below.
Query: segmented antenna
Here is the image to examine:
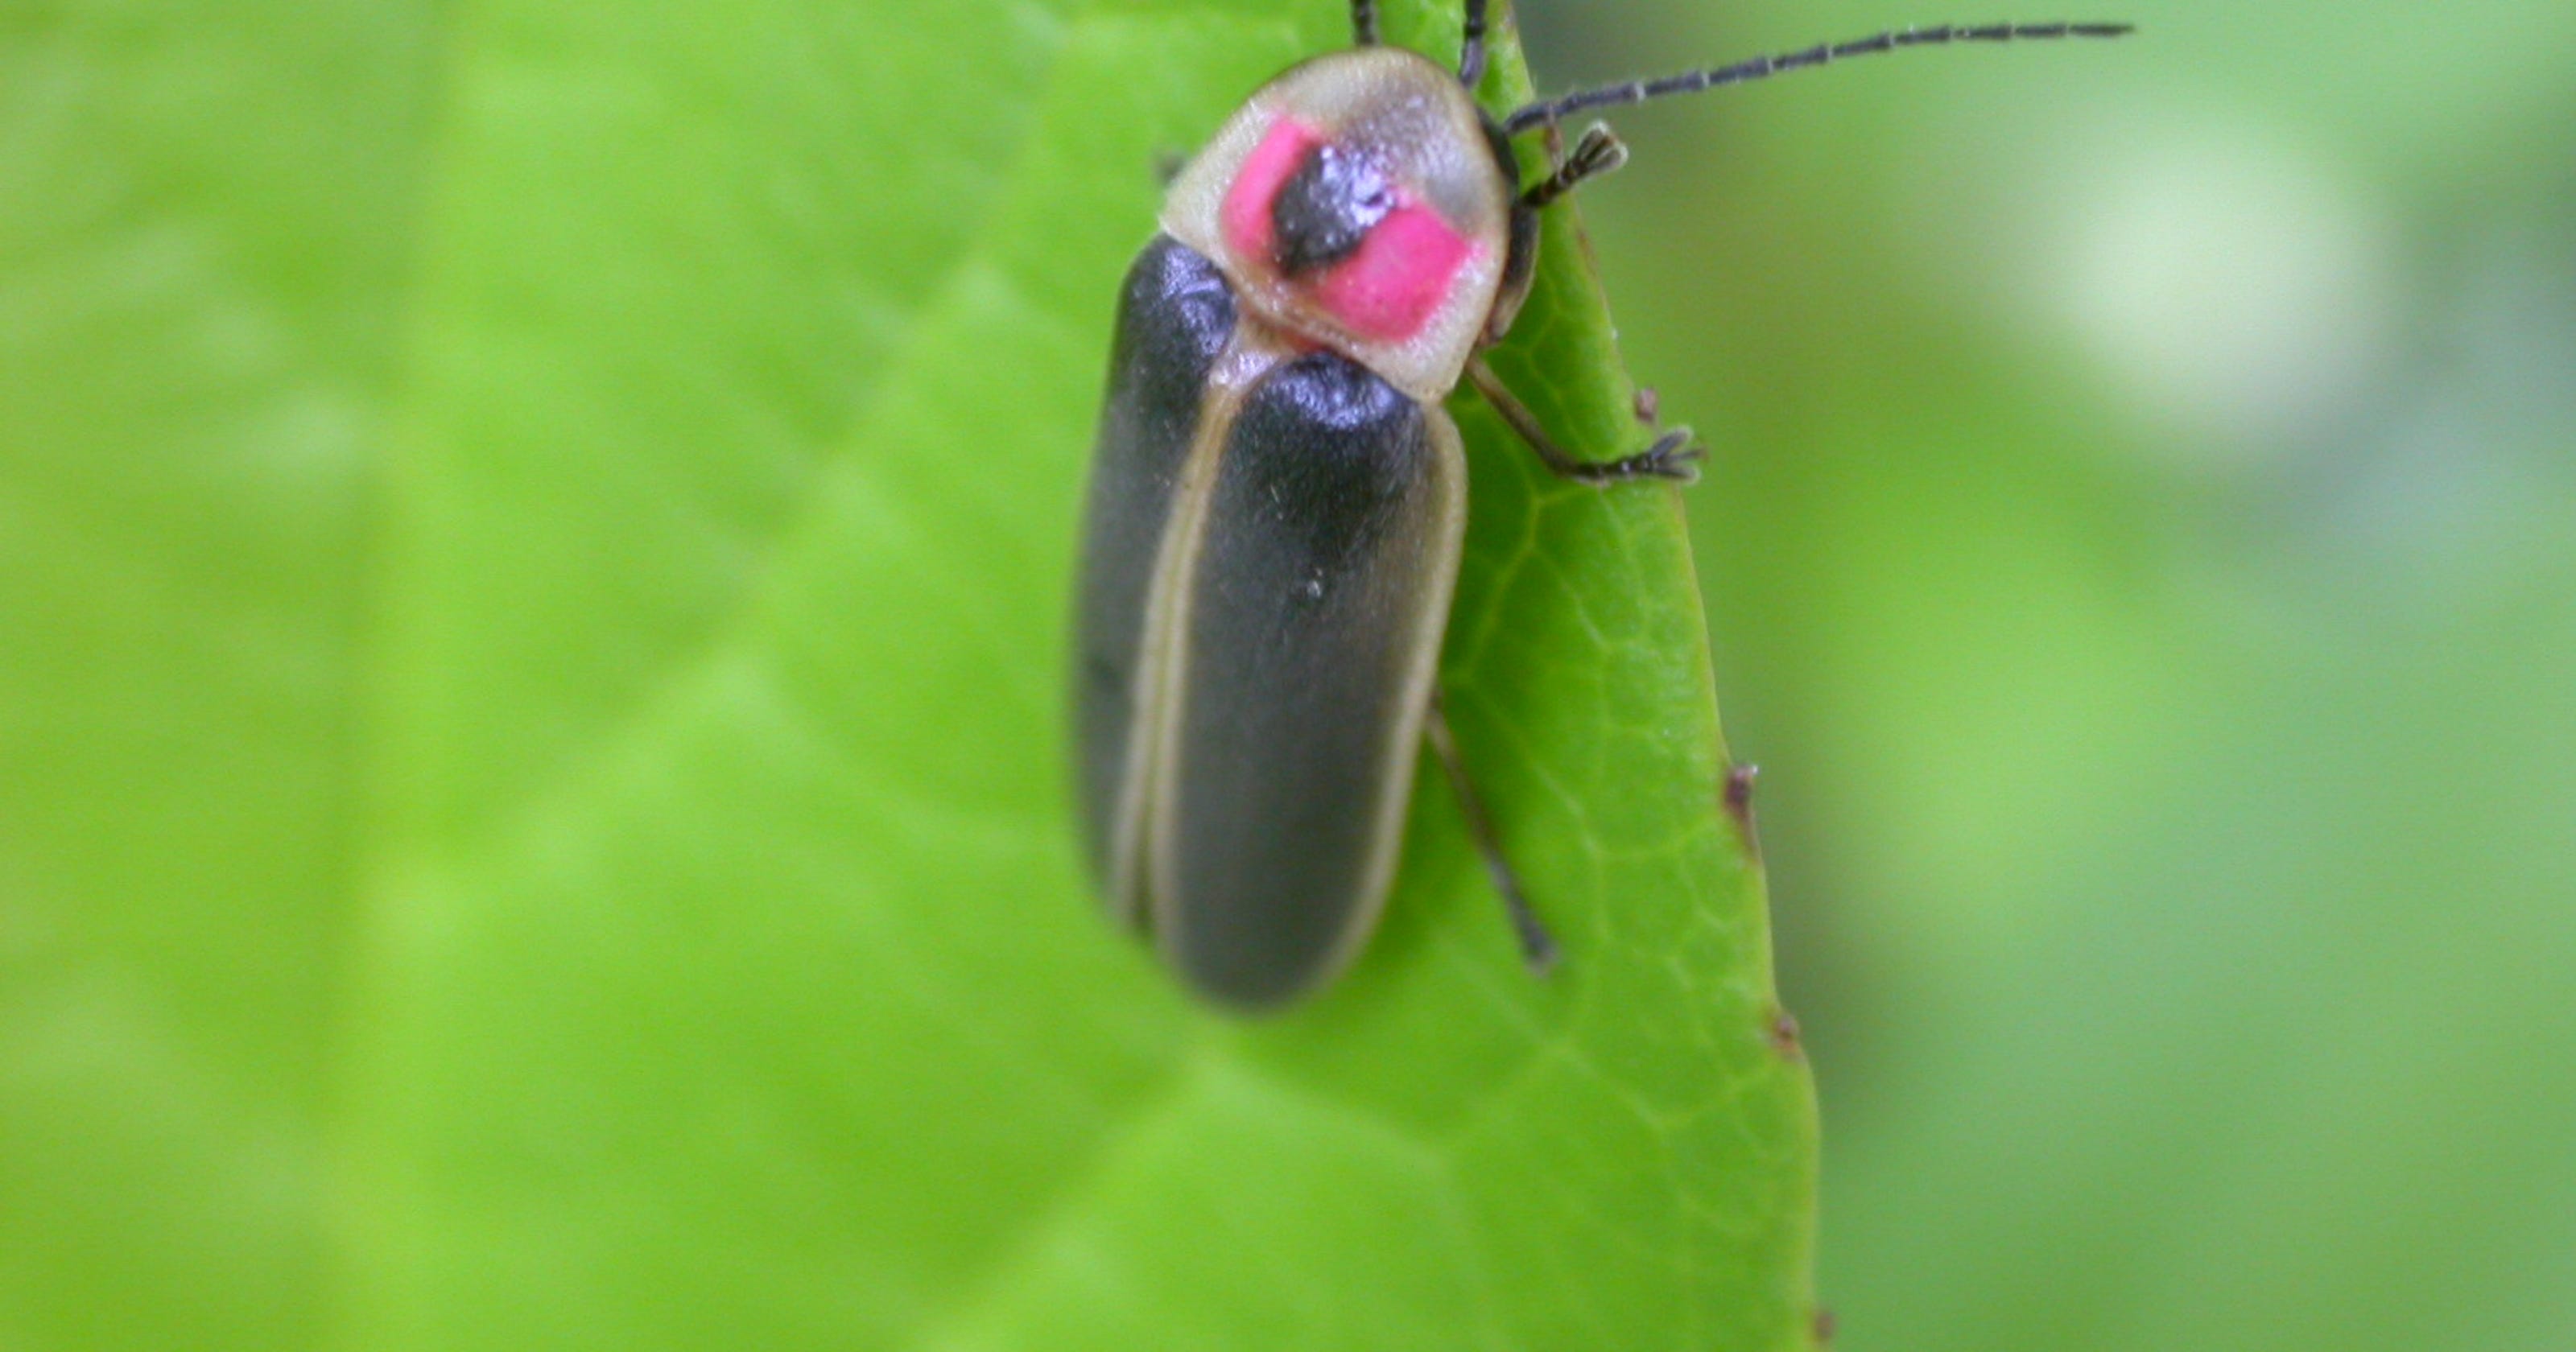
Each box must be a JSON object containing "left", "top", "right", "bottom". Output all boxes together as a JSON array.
[
  {"left": 1459, "top": 0, "right": 1491, "bottom": 87},
  {"left": 1352, "top": 0, "right": 1379, "bottom": 46},
  {"left": 1503, "top": 21, "right": 2132, "bottom": 134}
]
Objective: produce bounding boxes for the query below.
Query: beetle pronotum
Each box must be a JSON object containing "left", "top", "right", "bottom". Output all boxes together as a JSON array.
[{"left": 1074, "top": 1, "right": 2128, "bottom": 1011}]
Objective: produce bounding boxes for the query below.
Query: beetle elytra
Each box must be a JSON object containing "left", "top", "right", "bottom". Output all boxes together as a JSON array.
[{"left": 1074, "top": 0, "right": 2128, "bottom": 1011}]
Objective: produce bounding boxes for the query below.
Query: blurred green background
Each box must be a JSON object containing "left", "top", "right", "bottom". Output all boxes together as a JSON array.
[
  {"left": 6, "top": 0, "right": 2574, "bottom": 1348},
  {"left": 1522, "top": 0, "right": 2576, "bottom": 1346}
]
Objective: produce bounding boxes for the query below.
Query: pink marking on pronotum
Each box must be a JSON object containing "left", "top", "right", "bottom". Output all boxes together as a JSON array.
[
  {"left": 1313, "top": 204, "right": 1476, "bottom": 341},
  {"left": 1218, "top": 117, "right": 1323, "bottom": 265},
  {"left": 1218, "top": 117, "right": 1482, "bottom": 344}
]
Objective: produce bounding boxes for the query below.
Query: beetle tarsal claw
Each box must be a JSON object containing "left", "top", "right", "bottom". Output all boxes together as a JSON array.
[
  {"left": 1520, "top": 124, "right": 1633, "bottom": 209},
  {"left": 1518, "top": 922, "right": 1563, "bottom": 976},
  {"left": 1647, "top": 428, "right": 1707, "bottom": 480},
  {"left": 1575, "top": 427, "right": 1703, "bottom": 484},
  {"left": 1572, "top": 124, "right": 1629, "bottom": 177}
]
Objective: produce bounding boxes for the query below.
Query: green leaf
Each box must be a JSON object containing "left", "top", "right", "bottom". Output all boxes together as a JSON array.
[
  {"left": 3, "top": 1, "right": 1815, "bottom": 1348},
  {"left": 0, "top": 2, "right": 435, "bottom": 1346}
]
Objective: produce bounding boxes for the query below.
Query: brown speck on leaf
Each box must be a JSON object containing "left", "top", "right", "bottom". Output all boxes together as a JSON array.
[
  {"left": 1768, "top": 1008, "right": 1803, "bottom": 1059},
  {"left": 1723, "top": 762, "right": 1761, "bottom": 855},
  {"left": 1632, "top": 385, "right": 1661, "bottom": 425},
  {"left": 1812, "top": 1305, "right": 1837, "bottom": 1347}
]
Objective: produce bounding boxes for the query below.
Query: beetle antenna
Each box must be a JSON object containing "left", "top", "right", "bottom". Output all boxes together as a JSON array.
[
  {"left": 1502, "top": 21, "right": 2132, "bottom": 134},
  {"left": 1352, "top": 0, "right": 1379, "bottom": 46},
  {"left": 1459, "top": 0, "right": 1490, "bottom": 87}
]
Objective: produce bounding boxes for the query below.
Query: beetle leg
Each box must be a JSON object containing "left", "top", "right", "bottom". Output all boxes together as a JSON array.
[
  {"left": 1467, "top": 357, "right": 1703, "bottom": 484},
  {"left": 1520, "top": 124, "right": 1629, "bottom": 210},
  {"left": 1351, "top": 0, "right": 1377, "bottom": 46},
  {"left": 1458, "top": 0, "right": 1490, "bottom": 88},
  {"left": 1426, "top": 692, "right": 1558, "bottom": 975}
]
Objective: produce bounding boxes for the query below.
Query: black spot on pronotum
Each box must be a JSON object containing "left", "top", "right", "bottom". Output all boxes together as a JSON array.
[
  {"left": 1767, "top": 1007, "right": 1802, "bottom": 1059},
  {"left": 1270, "top": 142, "right": 1395, "bottom": 275},
  {"left": 1724, "top": 761, "right": 1761, "bottom": 855}
]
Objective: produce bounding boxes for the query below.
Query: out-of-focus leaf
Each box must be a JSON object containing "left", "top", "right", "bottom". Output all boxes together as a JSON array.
[
  {"left": 0, "top": 2, "right": 436, "bottom": 1347},
  {"left": 1557, "top": 2, "right": 2576, "bottom": 1350}
]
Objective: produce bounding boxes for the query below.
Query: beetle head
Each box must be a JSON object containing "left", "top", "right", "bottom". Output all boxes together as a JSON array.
[{"left": 1162, "top": 47, "right": 1516, "bottom": 403}]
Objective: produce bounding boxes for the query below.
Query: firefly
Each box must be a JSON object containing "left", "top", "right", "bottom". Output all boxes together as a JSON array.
[{"left": 1073, "top": 1, "right": 2128, "bottom": 1010}]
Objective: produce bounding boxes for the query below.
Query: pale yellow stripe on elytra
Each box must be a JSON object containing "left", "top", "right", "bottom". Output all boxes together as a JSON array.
[{"left": 1102, "top": 317, "right": 1294, "bottom": 928}]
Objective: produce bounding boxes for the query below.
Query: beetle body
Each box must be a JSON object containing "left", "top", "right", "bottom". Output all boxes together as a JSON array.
[
  {"left": 1075, "top": 3, "right": 2131, "bottom": 1012},
  {"left": 1076, "top": 49, "right": 1522, "bottom": 1010}
]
